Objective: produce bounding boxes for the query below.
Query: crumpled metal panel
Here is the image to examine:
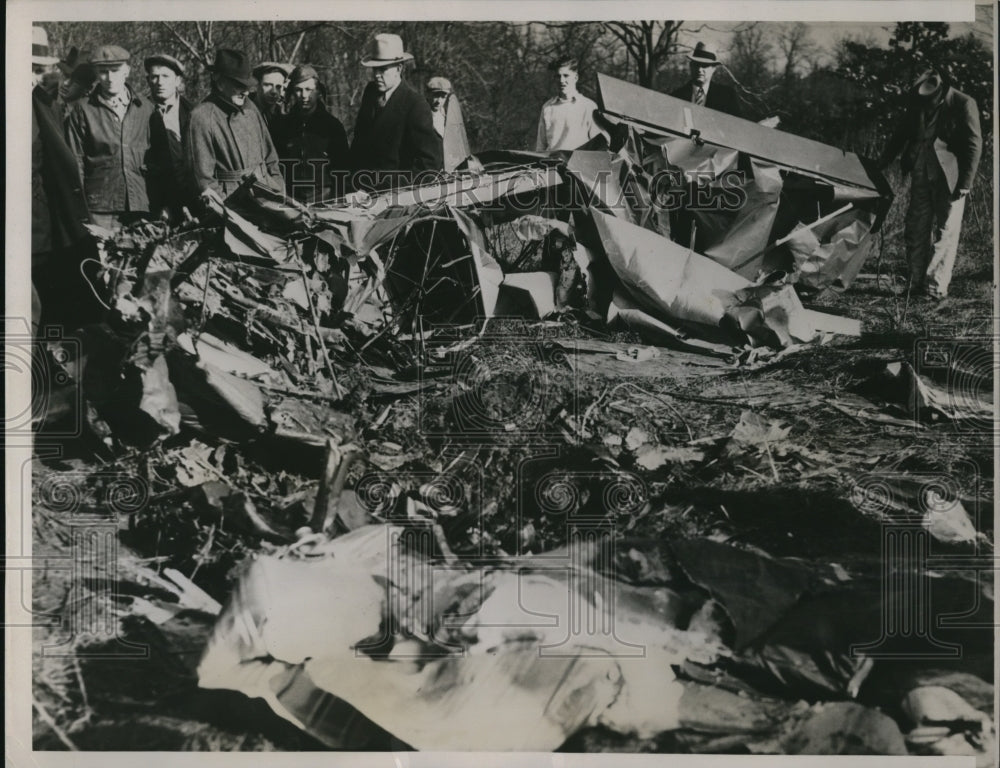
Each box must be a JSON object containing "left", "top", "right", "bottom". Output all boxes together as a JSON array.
[{"left": 598, "top": 74, "right": 877, "bottom": 190}]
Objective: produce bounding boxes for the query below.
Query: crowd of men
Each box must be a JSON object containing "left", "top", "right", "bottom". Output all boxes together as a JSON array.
[{"left": 29, "top": 26, "right": 982, "bottom": 334}]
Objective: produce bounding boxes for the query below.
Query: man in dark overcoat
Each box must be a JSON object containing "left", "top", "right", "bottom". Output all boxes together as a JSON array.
[
  {"left": 350, "top": 33, "right": 443, "bottom": 192},
  {"left": 272, "top": 65, "right": 350, "bottom": 203},
  {"left": 670, "top": 42, "right": 742, "bottom": 118}
]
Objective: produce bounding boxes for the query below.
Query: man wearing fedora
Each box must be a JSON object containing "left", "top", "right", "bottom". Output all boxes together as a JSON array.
[
  {"left": 878, "top": 68, "right": 982, "bottom": 299},
  {"left": 670, "top": 42, "right": 742, "bottom": 118},
  {"left": 186, "top": 49, "right": 284, "bottom": 207},
  {"left": 65, "top": 44, "right": 154, "bottom": 231},
  {"left": 32, "top": 29, "right": 103, "bottom": 330},
  {"left": 535, "top": 57, "right": 606, "bottom": 152},
  {"left": 145, "top": 53, "right": 195, "bottom": 221},
  {"left": 31, "top": 26, "right": 61, "bottom": 93},
  {"left": 272, "top": 65, "right": 350, "bottom": 203},
  {"left": 426, "top": 76, "right": 470, "bottom": 172},
  {"left": 250, "top": 61, "right": 293, "bottom": 139},
  {"left": 57, "top": 52, "right": 98, "bottom": 122},
  {"left": 350, "top": 33, "right": 443, "bottom": 191}
]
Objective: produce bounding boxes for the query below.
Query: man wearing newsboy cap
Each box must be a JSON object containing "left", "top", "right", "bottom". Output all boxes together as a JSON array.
[
  {"left": 250, "top": 61, "right": 293, "bottom": 140},
  {"left": 65, "top": 44, "right": 155, "bottom": 230},
  {"left": 144, "top": 53, "right": 195, "bottom": 221},
  {"left": 878, "top": 67, "right": 982, "bottom": 299},
  {"left": 425, "top": 76, "right": 470, "bottom": 172},
  {"left": 350, "top": 33, "right": 443, "bottom": 192},
  {"left": 186, "top": 49, "right": 284, "bottom": 209},
  {"left": 272, "top": 65, "right": 350, "bottom": 203}
]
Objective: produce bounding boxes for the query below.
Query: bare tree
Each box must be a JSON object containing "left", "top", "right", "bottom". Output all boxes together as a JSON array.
[
  {"left": 728, "top": 23, "right": 773, "bottom": 91},
  {"left": 600, "top": 21, "right": 684, "bottom": 87},
  {"left": 776, "top": 22, "right": 819, "bottom": 80}
]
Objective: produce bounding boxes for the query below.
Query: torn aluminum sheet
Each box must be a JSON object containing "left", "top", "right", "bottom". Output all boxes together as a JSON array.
[
  {"left": 592, "top": 209, "right": 818, "bottom": 349},
  {"left": 598, "top": 73, "right": 877, "bottom": 189},
  {"left": 785, "top": 208, "right": 877, "bottom": 291},
  {"left": 599, "top": 74, "right": 891, "bottom": 290},
  {"left": 496, "top": 272, "right": 559, "bottom": 318},
  {"left": 565, "top": 149, "right": 640, "bottom": 223},
  {"left": 606, "top": 291, "right": 739, "bottom": 358},
  {"left": 198, "top": 524, "right": 727, "bottom": 750},
  {"left": 593, "top": 208, "right": 748, "bottom": 329}
]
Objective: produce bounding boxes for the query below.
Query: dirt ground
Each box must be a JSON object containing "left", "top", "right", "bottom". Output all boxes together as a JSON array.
[{"left": 27, "top": 161, "right": 996, "bottom": 752}]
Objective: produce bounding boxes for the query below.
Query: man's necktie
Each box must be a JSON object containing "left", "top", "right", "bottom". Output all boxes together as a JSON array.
[{"left": 694, "top": 86, "right": 706, "bottom": 107}]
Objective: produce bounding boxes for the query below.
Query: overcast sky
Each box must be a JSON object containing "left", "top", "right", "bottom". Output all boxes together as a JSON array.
[{"left": 675, "top": 5, "right": 993, "bottom": 70}]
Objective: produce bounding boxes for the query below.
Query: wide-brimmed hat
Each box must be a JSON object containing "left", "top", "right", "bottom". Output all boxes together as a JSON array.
[
  {"left": 211, "top": 49, "right": 255, "bottom": 88},
  {"left": 426, "top": 76, "right": 452, "bottom": 94},
  {"left": 361, "top": 33, "right": 414, "bottom": 68},
  {"left": 288, "top": 65, "right": 320, "bottom": 88},
  {"left": 914, "top": 69, "right": 944, "bottom": 98},
  {"left": 56, "top": 46, "right": 81, "bottom": 76},
  {"left": 92, "top": 45, "right": 131, "bottom": 68},
  {"left": 252, "top": 61, "right": 293, "bottom": 81},
  {"left": 144, "top": 53, "right": 185, "bottom": 76},
  {"left": 69, "top": 61, "right": 98, "bottom": 87},
  {"left": 32, "top": 26, "right": 60, "bottom": 66},
  {"left": 688, "top": 42, "right": 719, "bottom": 66}
]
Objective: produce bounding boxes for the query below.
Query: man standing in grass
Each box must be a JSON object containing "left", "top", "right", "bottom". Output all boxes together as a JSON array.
[{"left": 879, "top": 68, "right": 982, "bottom": 299}]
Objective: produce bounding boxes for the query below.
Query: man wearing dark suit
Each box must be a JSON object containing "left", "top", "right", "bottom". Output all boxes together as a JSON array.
[
  {"left": 670, "top": 42, "right": 742, "bottom": 118},
  {"left": 350, "top": 33, "right": 443, "bottom": 192},
  {"left": 878, "top": 68, "right": 982, "bottom": 298},
  {"left": 32, "top": 27, "right": 97, "bottom": 330},
  {"left": 144, "top": 53, "right": 194, "bottom": 221}
]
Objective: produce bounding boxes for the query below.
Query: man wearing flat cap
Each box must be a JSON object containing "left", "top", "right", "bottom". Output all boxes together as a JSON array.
[
  {"left": 250, "top": 61, "right": 292, "bottom": 140},
  {"left": 145, "top": 54, "right": 194, "bottom": 221},
  {"left": 272, "top": 65, "right": 350, "bottom": 203},
  {"left": 65, "top": 44, "right": 154, "bottom": 230},
  {"left": 670, "top": 42, "right": 742, "bottom": 117},
  {"left": 426, "top": 76, "right": 470, "bottom": 172},
  {"left": 878, "top": 68, "right": 982, "bottom": 299},
  {"left": 350, "top": 33, "right": 443, "bottom": 192},
  {"left": 186, "top": 49, "right": 284, "bottom": 208}
]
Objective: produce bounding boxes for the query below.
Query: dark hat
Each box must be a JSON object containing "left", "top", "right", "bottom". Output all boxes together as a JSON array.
[
  {"left": 210, "top": 49, "right": 255, "bottom": 88},
  {"left": 252, "top": 61, "right": 293, "bottom": 80},
  {"left": 144, "top": 53, "right": 185, "bottom": 76},
  {"left": 688, "top": 42, "right": 719, "bottom": 66},
  {"left": 70, "top": 61, "right": 98, "bottom": 87},
  {"left": 426, "top": 76, "right": 452, "bottom": 94},
  {"left": 92, "top": 44, "right": 131, "bottom": 67},
  {"left": 57, "top": 46, "right": 80, "bottom": 76},
  {"left": 288, "top": 65, "right": 319, "bottom": 88},
  {"left": 361, "top": 33, "right": 414, "bottom": 68}
]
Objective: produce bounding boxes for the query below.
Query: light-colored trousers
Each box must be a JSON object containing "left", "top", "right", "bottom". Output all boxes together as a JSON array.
[{"left": 904, "top": 159, "right": 967, "bottom": 297}]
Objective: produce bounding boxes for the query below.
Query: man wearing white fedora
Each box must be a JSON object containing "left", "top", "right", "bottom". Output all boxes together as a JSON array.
[
  {"left": 879, "top": 68, "right": 982, "bottom": 299},
  {"left": 31, "top": 25, "right": 61, "bottom": 89},
  {"left": 350, "top": 33, "right": 442, "bottom": 191}
]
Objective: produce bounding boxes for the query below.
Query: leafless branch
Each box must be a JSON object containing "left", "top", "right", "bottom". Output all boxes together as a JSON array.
[
  {"left": 162, "top": 22, "right": 211, "bottom": 66},
  {"left": 288, "top": 31, "right": 308, "bottom": 64},
  {"left": 274, "top": 22, "right": 329, "bottom": 41}
]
